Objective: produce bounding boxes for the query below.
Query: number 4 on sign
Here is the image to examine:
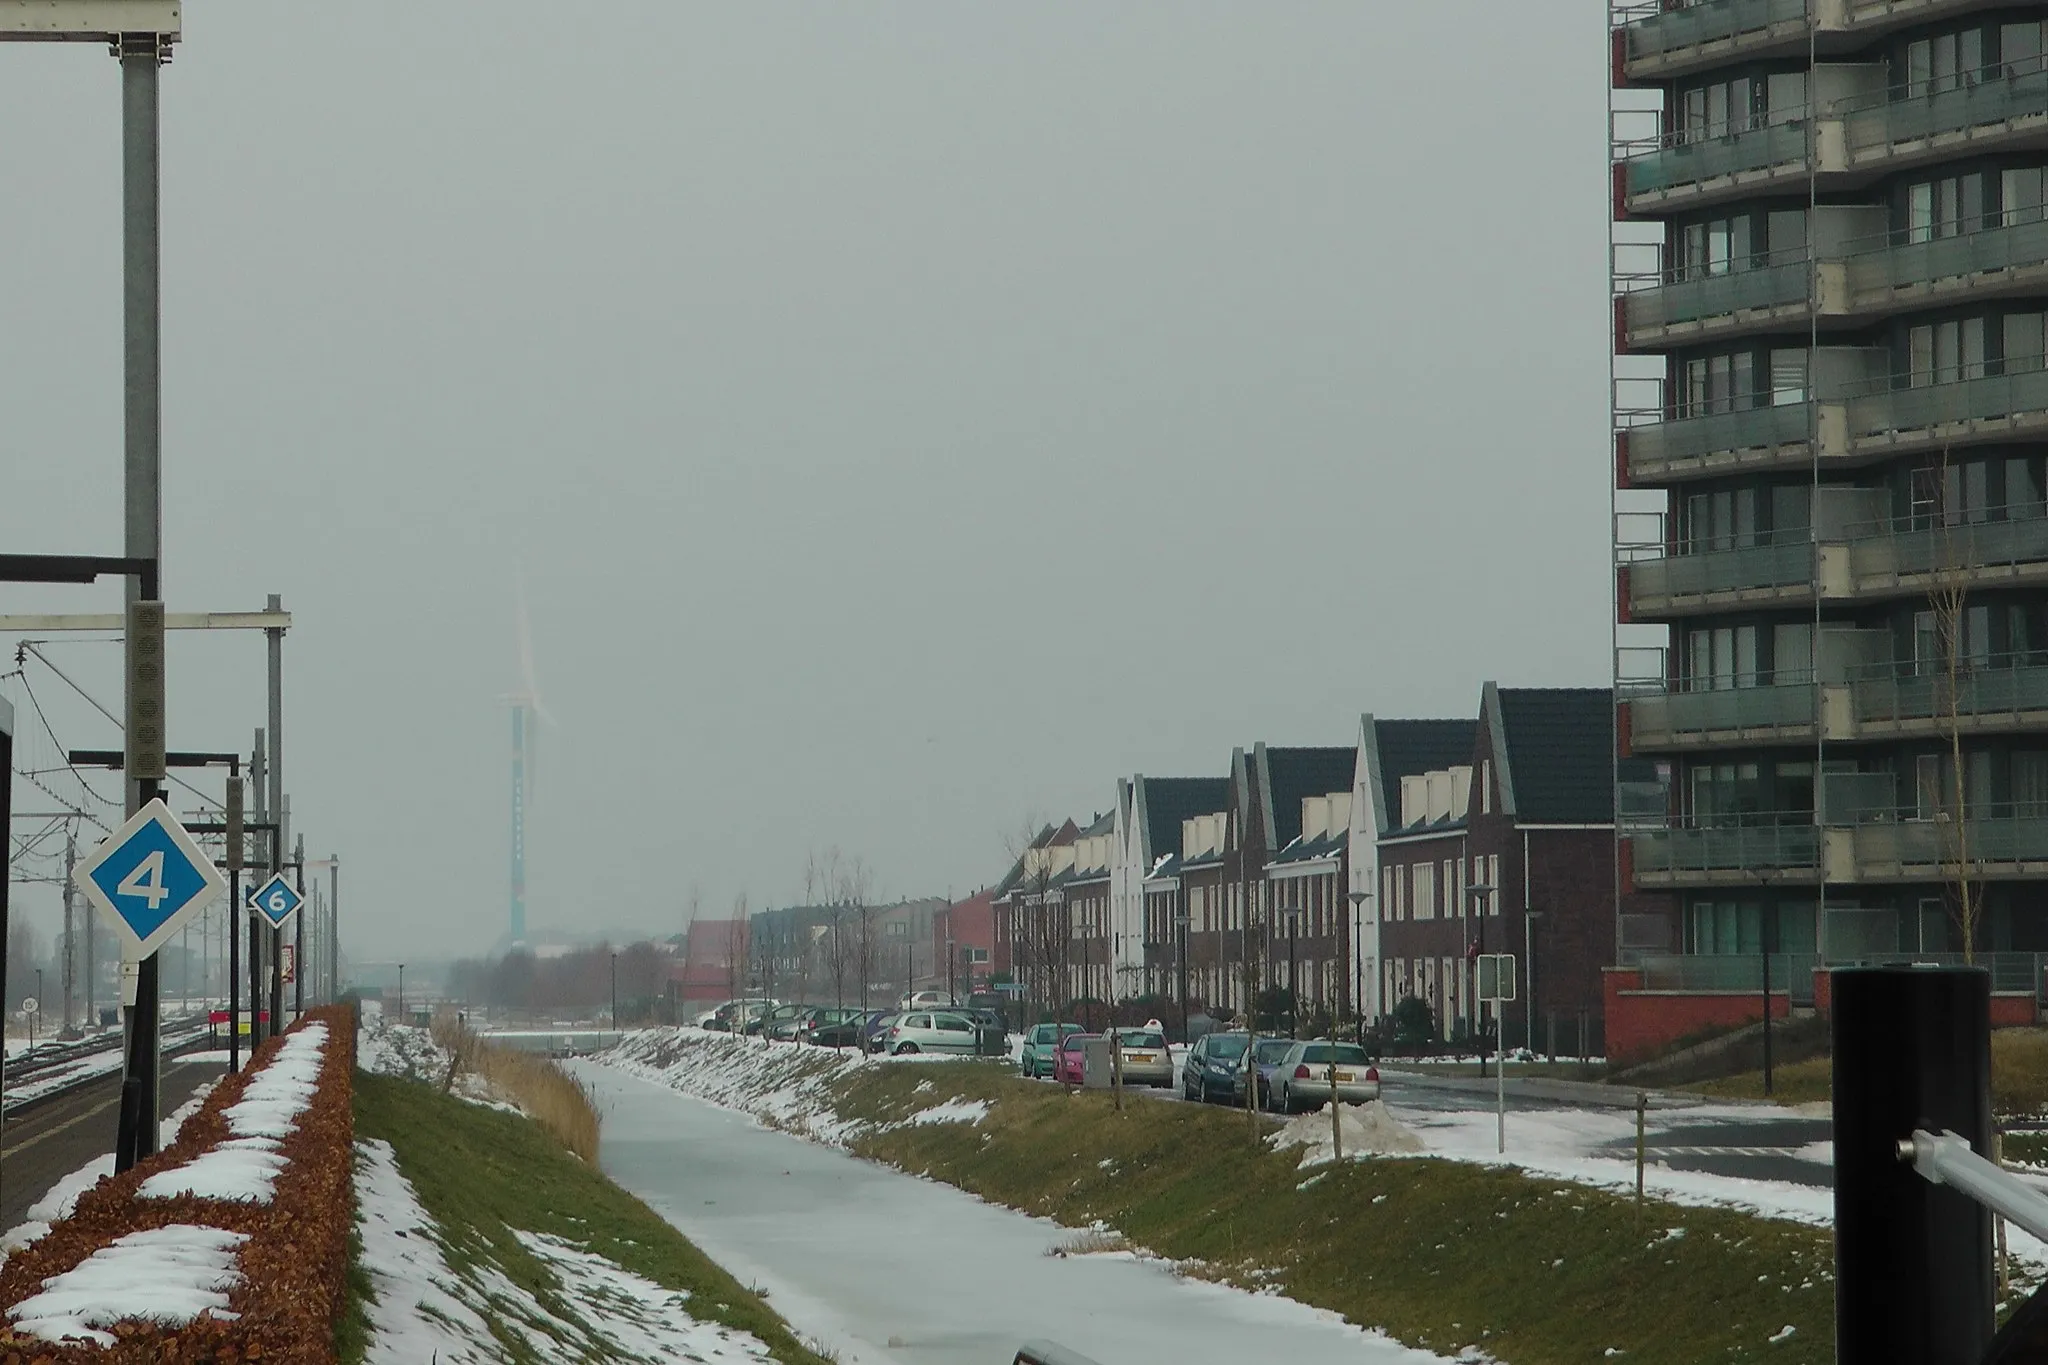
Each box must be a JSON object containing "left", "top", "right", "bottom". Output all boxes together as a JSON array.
[{"left": 117, "top": 851, "right": 170, "bottom": 911}]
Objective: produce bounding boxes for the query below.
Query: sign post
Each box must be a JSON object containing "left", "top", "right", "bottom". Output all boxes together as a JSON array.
[
  {"left": 247, "top": 872, "right": 303, "bottom": 1029},
  {"left": 1478, "top": 953, "right": 1517, "bottom": 1154}
]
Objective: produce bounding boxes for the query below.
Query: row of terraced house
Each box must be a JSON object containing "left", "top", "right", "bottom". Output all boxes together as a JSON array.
[{"left": 983, "top": 686, "right": 1659, "bottom": 1056}]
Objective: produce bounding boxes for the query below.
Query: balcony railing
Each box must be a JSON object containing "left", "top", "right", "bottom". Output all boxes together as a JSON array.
[
  {"left": 1844, "top": 61, "right": 2048, "bottom": 160},
  {"left": 1618, "top": 0, "right": 1807, "bottom": 68},
  {"left": 1846, "top": 358, "right": 2048, "bottom": 450},
  {"left": 1622, "top": 118, "right": 1811, "bottom": 199},
  {"left": 1623, "top": 256, "right": 1812, "bottom": 335},
  {"left": 1851, "top": 655, "right": 2048, "bottom": 729},
  {"left": 1848, "top": 212, "right": 2048, "bottom": 301},
  {"left": 1851, "top": 813, "right": 2048, "bottom": 873},
  {"left": 1630, "top": 679, "right": 1816, "bottom": 743},
  {"left": 1628, "top": 535, "right": 1813, "bottom": 604},
  {"left": 1633, "top": 822, "right": 1819, "bottom": 877},
  {"left": 1623, "top": 398, "right": 1814, "bottom": 469},
  {"left": 1844, "top": 505, "right": 2048, "bottom": 585}
]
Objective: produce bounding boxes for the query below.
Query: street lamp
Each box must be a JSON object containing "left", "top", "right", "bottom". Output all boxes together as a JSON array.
[
  {"left": 1524, "top": 909, "right": 1546, "bottom": 1057},
  {"left": 1282, "top": 905, "right": 1302, "bottom": 1038},
  {"left": 31, "top": 968, "right": 42, "bottom": 1050},
  {"left": 1466, "top": 883, "right": 1495, "bottom": 1077},
  {"left": 1174, "top": 900, "right": 1191, "bottom": 1045},
  {"left": 1348, "top": 888, "right": 1372, "bottom": 1046},
  {"left": 610, "top": 951, "right": 619, "bottom": 1034},
  {"left": 397, "top": 963, "right": 405, "bottom": 1020}
]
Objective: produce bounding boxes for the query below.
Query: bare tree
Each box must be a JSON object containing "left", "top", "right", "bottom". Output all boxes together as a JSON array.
[
  {"left": 834, "top": 855, "right": 876, "bottom": 1008},
  {"left": 1927, "top": 449, "right": 1982, "bottom": 963}
]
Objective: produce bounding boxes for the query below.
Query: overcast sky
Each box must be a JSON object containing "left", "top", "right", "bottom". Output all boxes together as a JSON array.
[{"left": 1, "top": 2, "right": 1612, "bottom": 964}]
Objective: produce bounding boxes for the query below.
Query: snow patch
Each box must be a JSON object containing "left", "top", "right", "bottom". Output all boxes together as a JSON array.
[
  {"left": 139, "top": 1024, "right": 326, "bottom": 1205},
  {"left": 7, "top": 1224, "right": 246, "bottom": 1346},
  {"left": 1268, "top": 1101, "right": 1424, "bottom": 1166},
  {"left": 909, "top": 1098, "right": 989, "bottom": 1127}
]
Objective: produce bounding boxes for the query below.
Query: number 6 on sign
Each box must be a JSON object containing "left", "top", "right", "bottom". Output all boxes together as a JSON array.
[{"left": 247, "top": 871, "right": 304, "bottom": 930}]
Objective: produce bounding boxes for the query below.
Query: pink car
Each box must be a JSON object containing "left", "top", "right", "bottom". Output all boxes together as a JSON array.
[{"left": 1054, "top": 1032, "right": 1098, "bottom": 1086}]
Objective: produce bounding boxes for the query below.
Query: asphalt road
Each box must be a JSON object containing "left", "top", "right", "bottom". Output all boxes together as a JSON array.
[{"left": 0, "top": 1056, "right": 224, "bottom": 1230}]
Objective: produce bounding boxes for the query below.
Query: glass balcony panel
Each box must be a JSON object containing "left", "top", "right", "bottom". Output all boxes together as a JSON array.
[
  {"left": 1850, "top": 216, "right": 2048, "bottom": 296},
  {"left": 1846, "top": 511, "right": 2048, "bottom": 580},
  {"left": 1630, "top": 538, "right": 1813, "bottom": 600},
  {"left": 1851, "top": 815, "right": 2048, "bottom": 868},
  {"left": 1848, "top": 364, "right": 2048, "bottom": 442},
  {"left": 1627, "top": 259, "right": 1812, "bottom": 332},
  {"left": 1852, "top": 660, "right": 2048, "bottom": 726},
  {"left": 1633, "top": 823, "right": 1819, "bottom": 875},
  {"left": 1627, "top": 401, "right": 1813, "bottom": 468},
  {"left": 1846, "top": 67, "right": 2048, "bottom": 155},
  {"left": 1625, "top": 120, "right": 1810, "bottom": 197},
  {"left": 1632, "top": 683, "right": 1816, "bottom": 738},
  {"left": 1623, "top": 0, "right": 1808, "bottom": 65}
]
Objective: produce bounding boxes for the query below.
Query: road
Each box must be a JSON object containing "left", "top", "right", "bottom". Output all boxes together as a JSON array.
[
  {"left": 578, "top": 1063, "right": 1454, "bottom": 1365},
  {"left": 0, "top": 1056, "right": 224, "bottom": 1230}
]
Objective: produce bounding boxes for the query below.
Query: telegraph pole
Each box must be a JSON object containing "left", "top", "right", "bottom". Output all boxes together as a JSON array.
[
  {"left": 328, "top": 857, "right": 340, "bottom": 1003},
  {"left": 61, "top": 833, "right": 76, "bottom": 1033},
  {"left": 270, "top": 796, "right": 288, "bottom": 1032},
  {"left": 226, "top": 775, "right": 242, "bottom": 1072},
  {"left": 293, "top": 832, "right": 305, "bottom": 1019},
  {"left": 249, "top": 730, "right": 267, "bottom": 1049}
]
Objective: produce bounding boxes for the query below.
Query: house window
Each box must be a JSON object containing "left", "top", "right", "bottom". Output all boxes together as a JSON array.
[
  {"left": 2002, "top": 166, "right": 2047, "bottom": 229},
  {"left": 1903, "top": 30, "right": 1984, "bottom": 100},
  {"left": 1481, "top": 761, "right": 1493, "bottom": 814},
  {"left": 1488, "top": 856, "right": 1502, "bottom": 916},
  {"left": 1413, "top": 863, "right": 1435, "bottom": 921},
  {"left": 1907, "top": 318, "right": 1985, "bottom": 386}
]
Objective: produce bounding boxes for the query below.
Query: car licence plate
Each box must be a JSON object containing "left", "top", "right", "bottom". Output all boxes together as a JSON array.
[
  {"left": 1124, "top": 1052, "right": 1156, "bottom": 1063},
  {"left": 1336, "top": 1070, "right": 1363, "bottom": 1083}
]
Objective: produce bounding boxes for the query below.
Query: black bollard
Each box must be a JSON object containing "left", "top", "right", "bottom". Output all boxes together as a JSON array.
[{"left": 1833, "top": 965, "right": 1994, "bottom": 1365}]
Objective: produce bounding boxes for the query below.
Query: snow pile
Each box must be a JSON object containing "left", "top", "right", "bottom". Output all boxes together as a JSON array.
[
  {"left": 909, "top": 1098, "right": 990, "bottom": 1126},
  {"left": 6, "top": 1225, "right": 247, "bottom": 1346},
  {"left": 139, "top": 1024, "right": 327, "bottom": 1205},
  {"left": 1268, "top": 1101, "right": 1424, "bottom": 1166},
  {"left": 353, "top": 1138, "right": 777, "bottom": 1364},
  {"left": 357, "top": 1006, "right": 451, "bottom": 1082},
  {"left": 604, "top": 1028, "right": 873, "bottom": 1141}
]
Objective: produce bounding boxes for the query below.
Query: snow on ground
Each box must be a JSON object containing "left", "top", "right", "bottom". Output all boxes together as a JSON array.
[
  {"left": 3, "top": 1079, "right": 222, "bottom": 1256},
  {"left": 1270, "top": 1101, "right": 1424, "bottom": 1166},
  {"left": 356, "top": 1004, "right": 450, "bottom": 1083},
  {"left": 6, "top": 1225, "right": 246, "bottom": 1347},
  {"left": 907, "top": 1097, "right": 989, "bottom": 1126},
  {"left": 353, "top": 1137, "right": 779, "bottom": 1365},
  {"left": 138, "top": 1024, "right": 326, "bottom": 1205}
]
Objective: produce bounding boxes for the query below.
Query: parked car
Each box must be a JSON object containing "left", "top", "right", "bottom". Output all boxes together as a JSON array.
[
  {"left": 1247, "top": 1037, "right": 1296, "bottom": 1109},
  {"left": 1266, "top": 1040, "right": 1381, "bottom": 1113},
  {"left": 706, "top": 999, "right": 776, "bottom": 1032},
  {"left": 885, "top": 1011, "right": 982, "bottom": 1055},
  {"left": 1019, "top": 1022, "right": 1084, "bottom": 1079},
  {"left": 802, "top": 1008, "right": 873, "bottom": 1047},
  {"left": 750, "top": 1003, "right": 813, "bottom": 1039},
  {"left": 862, "top": 1012, "right": 902, "bottom": 1053},
  {"left": 1106, "top": 1027, "right": 1173, "bottom": 1087},
  {"left": 1181, "top": 1030, "right": 1251, "bottom": 1104},
  {"left": 1053, "top": 1031, "right": 1097, "bottom": 1086},
  {"left": 897, "top": 989, "right": 956, "bottom": 1011}
]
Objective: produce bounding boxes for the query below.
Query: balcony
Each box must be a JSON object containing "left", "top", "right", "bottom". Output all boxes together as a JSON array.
[
  {"left": 1844, "top": 506, "right": 2048, "bottom": 595},
  {"left": 1843, "top": 64, "right": 2048, "bottom": 175},
  {"left": 1845, "top": 359, "right": 2048, "bottom": 459},
  {"left": 1625, "top": 536, "right": 1815, "bottom": 615},
  {"left": 1632, "top": 822, "right": 1820, "bottom": 886},
  {"left": 1621, "top": 119, "right": 1817, "bottom": 213},
  {"left": 1849, "top": 657, "right": 2048, "bottom": 740},
  {"left": 1628, "top": 680, "right": 1817, "bottom": 750},
  {"left": 1615, "top": 0, "right": 2003, "bottom": 82},
  {"left": 1622, "top": 398, "right": 1822, "bottom": 481},
  {"left": 1623, "top": 215, "right": 2048, "bottom": 350},
  {"left": 1851, "top": 813, "right": 2048, "bottom": 881}
]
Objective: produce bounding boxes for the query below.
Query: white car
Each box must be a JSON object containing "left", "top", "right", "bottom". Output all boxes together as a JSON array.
[{"left": 883, "top": 1011, "right": 979, "bottom": 1055}]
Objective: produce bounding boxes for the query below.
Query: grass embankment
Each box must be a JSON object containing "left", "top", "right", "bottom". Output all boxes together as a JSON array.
[
  {"left": 354, "top": 1071, "right": 831, "bottom": 1365},
  {"left": 831, "top": 1063, "right": 1835, "bottom": 1365},
  {"left": 431, "top": 1016, "right": 602, "bottom": 1161},
  {"left": 1689, "top": 1027, "right": 2048, "bottom": 1115}
]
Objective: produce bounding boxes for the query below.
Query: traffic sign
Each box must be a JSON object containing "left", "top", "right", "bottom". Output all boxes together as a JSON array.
[
  {"left": 20, "top": 997, "right": 37, "bottom": 1016},
  {"left": 281, "top": 944, "right": 296, "bottom": 985},
  {"left": 74, "top": 798, "right": 228, "bottom": 960},
  {"left": 247, "top": 872, "right": 303, "bottom": 930},
  {"left": 1478, "top": 953, "right": 1517, "bottom": 1003}
]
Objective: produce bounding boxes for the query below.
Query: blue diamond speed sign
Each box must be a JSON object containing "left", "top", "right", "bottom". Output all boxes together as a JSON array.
[
  {"left": 247, "top": 872, "right": 303, "bottom": 930},
  {"left": 73, "top": 799, "right": 228, "bottom": 960}
]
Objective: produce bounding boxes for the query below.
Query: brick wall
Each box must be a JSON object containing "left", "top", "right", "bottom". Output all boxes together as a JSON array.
[{"left": 1603, "top": 966, "right": 1791, "bottom": 1065}]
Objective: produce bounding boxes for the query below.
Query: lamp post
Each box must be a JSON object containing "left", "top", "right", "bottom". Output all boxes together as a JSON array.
[
  {"left": 397, "top": 963, "right": 405, "bottom": 1020},
  {"left": 610, "top": 951, "right": 619, "bottom": 1033},
  {"left": 1467, "top": 883, "right": 1495, "bottom": 1076},
  {"left": 30, "top": 970, "right": 41, "bottom": 1050},
  {"left": 1524, "top": 909, "right": 1545, "bottom": 1057},
  {"left": 946, "top": 933, "right": 956, "bottom": 1006},
  {"left": 1175, "top": 900, "right": 1190, "bottom": 1045},
  {"left": 1348, "top": 889, "right": 1371, "bottom": 1046},
  {"left": 1283, "top": 906, "right": 1302, "bottom": 1038}
]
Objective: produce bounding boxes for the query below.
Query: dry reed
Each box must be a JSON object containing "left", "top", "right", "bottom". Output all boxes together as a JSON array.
[{"left": 430, "top": 1015, "right": 602, "bottom": 1163}]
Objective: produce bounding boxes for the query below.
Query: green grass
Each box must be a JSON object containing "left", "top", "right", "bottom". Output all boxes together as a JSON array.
[
  {"left": 334, "top": 1220, "right": 376, "bottom": 1365},
  {"left": 355, "top": 1071, "right": 832, "bottom": 1365},
  {"left": 2006, "top": 1130, "right": 2048, "bottom": 1167},
  {"left": 833, "top": 1064, "right": 1836, "bottom": 1365},
  {"left": 1684, "top": 1028, "right": 2048, "bottom": 1116}
]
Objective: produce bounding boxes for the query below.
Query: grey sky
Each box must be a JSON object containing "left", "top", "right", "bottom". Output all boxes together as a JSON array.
[{"left": 1, "top": 2, "right": 1612, "bottom": 961}]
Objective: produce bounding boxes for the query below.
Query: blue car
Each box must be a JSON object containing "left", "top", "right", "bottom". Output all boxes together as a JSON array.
[{"left": 1181, "top": 1030, "right": 1251, "bottom": 1104}]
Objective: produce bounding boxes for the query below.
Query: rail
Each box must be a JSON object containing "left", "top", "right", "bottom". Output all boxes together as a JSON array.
[
  {"left": 2, "top": 1013, "right": 210, "bottom": 1114},
  {"left": 1898, "top": 1130, "right": 2048, "bottom": 1244}
]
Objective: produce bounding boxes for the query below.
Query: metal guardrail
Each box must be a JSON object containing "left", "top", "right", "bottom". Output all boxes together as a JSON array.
[
  {"left": 1014, "top": 1342, "right": 1105, "bottom": 1365},
  {"left": 1899, "top": 1130, "right": 2048, "bottom": 1243}
]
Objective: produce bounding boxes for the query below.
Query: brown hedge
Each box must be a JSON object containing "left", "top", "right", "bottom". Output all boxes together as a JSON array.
[{"left": 0, "top": 1004, "right": 357, "bottom": 1364}]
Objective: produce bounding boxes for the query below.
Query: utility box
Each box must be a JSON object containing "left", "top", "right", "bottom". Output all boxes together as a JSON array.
[{"left": 1081, "top": 1037, "right": 1114, "bottom": 1089}]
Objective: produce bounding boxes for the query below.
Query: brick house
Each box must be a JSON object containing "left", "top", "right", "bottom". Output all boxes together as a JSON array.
[
  {"left": 932, "top": 889, "right": 994, "bottom": 999},
  {"left": 991, "top": 818, "right": 1079, "bottom": 1018},
  {"left": 1251, "top": 744, "right": 1358, "bottom": 1027},
  {"left": 1063, "top": 812, "right": 1116, "bottom": 1017},
  {"left": 1379, "top": 685, "right": 1654, "bottom": 1053},
  {"left": 1125, "top": 775, "right": 1231, "bottom": 1003}
]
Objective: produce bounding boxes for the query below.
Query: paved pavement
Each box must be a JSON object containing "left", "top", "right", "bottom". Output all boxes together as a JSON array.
[{"left": 0, "top": 1056, "right": 224, "bottom": 1230}]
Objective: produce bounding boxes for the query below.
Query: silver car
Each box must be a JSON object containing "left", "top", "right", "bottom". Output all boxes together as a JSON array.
[
  {"left": 1105, "top": 1027, "right": 1174, "bottom": 1087},
  {"left": 1265, "top": 1040, "right": 1380, "bottom": 1113},
  {"left": 884, "top": 1011, "right": 981, "bottom": 1056}
]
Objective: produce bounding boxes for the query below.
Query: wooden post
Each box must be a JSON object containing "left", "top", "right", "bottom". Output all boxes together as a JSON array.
[
  {"left": 1329, "top": 1060, "right": 1342, "bottom": 1162},
  {"left": 1635, "top": 1091, "right": 1648, "bottom": 1201}
]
